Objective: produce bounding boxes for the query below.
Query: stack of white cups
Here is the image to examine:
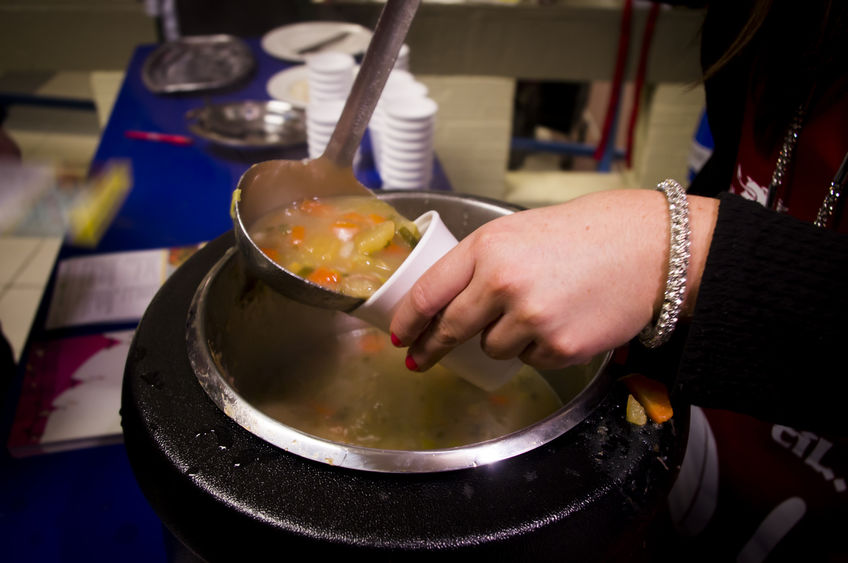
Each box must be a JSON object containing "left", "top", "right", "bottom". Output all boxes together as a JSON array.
[
  {"left": 306, "top": 99, "right": 345, "bottom": 159},
  {"left": 379, "top": 95, "right": 438, "bottom": 190},
  {"left": 304, "top": 52, "right": 355, "bottom": 160},
  {"left": 370, "top": 70, "right": 429, "bottom": 177},
  {"left": 305, "top": 52, "right": 355, "bottom": 103},
  {"left": 395, "top": 44, "right": 410, "bottom": 71}
]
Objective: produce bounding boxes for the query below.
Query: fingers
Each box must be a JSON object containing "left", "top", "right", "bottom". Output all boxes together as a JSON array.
[
  {"left": 404, "top": 274, "right": 507, "bottom": 370},
  {"left": 516, "top": 339, "right": 595, "bottom": 371},
  {"left": 482, "top": 307, "right": 593, "bottom": 371},
  {"left": 389, "top": 238, "right": 476, "bottom": 347}
]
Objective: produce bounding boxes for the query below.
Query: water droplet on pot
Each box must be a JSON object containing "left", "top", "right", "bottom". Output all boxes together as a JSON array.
[
  {"left": 233, "top": 450, "right": 259, "bottom": 468},
  {"left": 140, "top": 371, "right": 164, "bottom": 389},
  {"left": 195, "top": 426, "right": 233, "bottom": 451}
]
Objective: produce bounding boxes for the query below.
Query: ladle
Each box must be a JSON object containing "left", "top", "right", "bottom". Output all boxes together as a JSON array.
[{"left": 233, "top": 0, "right": 421, "bottom": 311}]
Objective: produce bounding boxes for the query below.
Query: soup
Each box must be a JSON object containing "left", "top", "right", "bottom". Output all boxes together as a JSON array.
[
  {"left": 249, "top": 195, "right": 420, "bottom": 298},
  {"left": 246, "top": 327, "right": 563, "bottom": 451}
]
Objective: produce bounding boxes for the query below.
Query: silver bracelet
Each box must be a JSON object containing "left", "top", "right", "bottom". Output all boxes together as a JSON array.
[{"left": 639, "top": 179, "right": 691, "bottom": 348}]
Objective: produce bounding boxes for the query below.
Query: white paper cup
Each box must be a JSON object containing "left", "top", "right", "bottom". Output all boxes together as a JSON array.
[
  {"left": 352, "top": 211, "right": 522, "bottom": 391},
  {"left": 380, "top": 170, "right": 432, "bottom": 187},
  {"left": 385, "top": 96, "right": 437, "bottom": 122},
  {"left": 381, "top": 138, "right": 434, "bottom": 158},
  {"left": 395, "top": 44, "right": 410, "bottom": 71},
  {"left": 382, "top": 126, "right": 434, "bottom": 143},
  {"left": 306, "top": 53, "right": 354, "bottom": 104},
  {"left": 306, "top": 51, "right": 355, "bottom": 73},
  {"left": 380, "top": 168, "right": 432, "bottom": 187},
  {"left": 310, "top": 90, "right": 350, "bottom": 104},
  {"left": 306, "top": 123, "right": 336, "bottom": 137},
  {"left": 380, "top": 151, "right": 433, "bottom": 173},
  {"left": 307, "top": 99, "right": 345, "bottom": 117},
  {"left": 380, "top": 176, "right": 432, "bottom": 191}
]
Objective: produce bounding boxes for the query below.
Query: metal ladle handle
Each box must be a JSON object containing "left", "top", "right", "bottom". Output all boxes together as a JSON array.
[{"left": 322, "top": 0, "right": 421, "bottom": 168}]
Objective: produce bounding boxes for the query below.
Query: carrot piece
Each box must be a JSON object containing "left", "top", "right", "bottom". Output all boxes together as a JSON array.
[
  {"left": 342, "top": 211, "right": 367, "bottom": 224},
  {"left": 368, "top": 213, "right": 387, "bottom": 224},
  {"left": 358, "top": 331, "right": 385, "bottom": 354},
  {"left": 621, "top": 373, "right": 673, "bottom": 423},
  {"left": 307, "top": 266, "right": 340, "bottom": 288},
  {"left": 488, "top": 394, "right": 510, "bottom": 407},
  {"left": 290, "top": 225, "right": 306, "bottom": 246},
  {"left": 309, "top": 402, "right": 336, "bottom": 418},
  {"left": 383, "top": 242, "right": 406, "bottom": 255},
  {"left": 259, "top": 247, "right": 279, "bottom": 262},
  {"left": 299, "top": 199, "right": 331, "bottom": 216}
]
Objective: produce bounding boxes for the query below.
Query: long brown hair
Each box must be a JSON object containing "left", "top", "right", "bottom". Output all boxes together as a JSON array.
[
  {"left": 704, "top": 0, "right": 847, "bottom": 147},
  {"left": 701, "top": 0, "right": 773, "bottom": 82}
]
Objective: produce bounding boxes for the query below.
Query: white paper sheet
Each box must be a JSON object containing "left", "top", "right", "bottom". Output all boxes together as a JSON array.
[{"left": 45, "top": 248, "right": 178, "bottom": 329}]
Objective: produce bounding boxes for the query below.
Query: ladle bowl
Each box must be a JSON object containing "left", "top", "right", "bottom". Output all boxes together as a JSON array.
[{"left": 233, "top": 158, "right": 368, "bottom": 311}]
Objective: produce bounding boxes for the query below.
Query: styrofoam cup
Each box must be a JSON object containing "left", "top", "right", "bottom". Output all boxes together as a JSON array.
[
  {"left": 380, "top": 167, "right": 432, "bottom": 185},
  {"left": 381, "top": 137, "right": 434, "bottom": 156},
  {"left": 385, "top": 96, "right": 438, "bottom": 123},
  {"left": 380, "top": 173, "right": 432, "bottom": 191},
  {"left": 307, "top": 99, "right": 345, "bottom": 119},
  {"left": 352, "top": 211, "right": 522, "bottom": 391},
  {"left": 382, "top": 126, "right": 434, "bottom": 143},
  {"left": 306, "top": 52, "right": 354, "bottom": 104},
  {"left": 395, "top": 44, "right": 410, "bottom": 71},
  {"left": 306, "top": 51, "right": 355, "bottom": 74}
]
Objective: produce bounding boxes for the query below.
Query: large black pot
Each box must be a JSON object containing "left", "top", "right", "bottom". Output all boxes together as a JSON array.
[{"left": 122, "top": 191, "right": 688, "bottom": 562}]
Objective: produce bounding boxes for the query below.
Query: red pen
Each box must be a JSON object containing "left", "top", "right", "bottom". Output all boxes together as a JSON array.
[{"left": 125, "top": 130, "right": 193, "bottom": 146}]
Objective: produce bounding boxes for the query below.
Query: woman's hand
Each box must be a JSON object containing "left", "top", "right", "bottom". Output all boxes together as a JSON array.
[{"left": 389, "top": 189, "right": 717, "bottom": 371}]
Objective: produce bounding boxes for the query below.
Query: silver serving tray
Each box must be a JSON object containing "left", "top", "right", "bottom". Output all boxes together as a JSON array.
[
  {"left": 142, "top": 35, "right": 255, "bottom": 94},
  {"left": 186, "top": 100, "right": 306, "bottom": 148}
]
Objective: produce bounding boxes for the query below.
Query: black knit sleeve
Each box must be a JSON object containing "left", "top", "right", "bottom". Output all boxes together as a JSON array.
[{"left": 676, "top": 192, "right": 848, "bottom": 434}]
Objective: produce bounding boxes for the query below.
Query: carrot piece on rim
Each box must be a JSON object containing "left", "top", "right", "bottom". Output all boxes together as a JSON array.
[{"left": 621, "top": 373, "right": 673, "bottom": 423}]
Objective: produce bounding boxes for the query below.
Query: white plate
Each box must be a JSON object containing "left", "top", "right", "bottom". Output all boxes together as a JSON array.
[
  {"left": 261, "top": 21, "right": 372, "bottom": 62},
  {"left": 267, "top": 66, "right": 310, "bottom": 109}
]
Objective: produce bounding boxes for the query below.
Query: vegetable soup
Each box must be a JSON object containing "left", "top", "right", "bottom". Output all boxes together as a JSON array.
[
  {"left": 247, "top": 327, "right": 563, "bottom": 450},
  {"left": 249, "top": 195, "right": 420, "bottom": 298}
]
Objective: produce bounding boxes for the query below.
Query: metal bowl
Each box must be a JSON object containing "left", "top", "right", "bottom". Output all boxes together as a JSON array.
[
  {"left": 186, "top": 100, "right": 306, "bottom": 148},
  {"left": 142, "top": 34, "right": 255, "bottom": 94},
  {"left": 187, "top": 191, "right": 614, "bottom": 473}
]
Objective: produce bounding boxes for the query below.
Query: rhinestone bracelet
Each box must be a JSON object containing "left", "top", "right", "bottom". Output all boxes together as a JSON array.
[{"left": 639, "top": 179, "right": 691, "bottom": 348}]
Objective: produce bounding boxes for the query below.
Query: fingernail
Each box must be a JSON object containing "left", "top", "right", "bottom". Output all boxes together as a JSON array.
[
  {"left": 390, "top": 332, "right": 402, "bottom": 347},
  {"left": 405, "top": 353, "right": 419, "bottom": 371}
]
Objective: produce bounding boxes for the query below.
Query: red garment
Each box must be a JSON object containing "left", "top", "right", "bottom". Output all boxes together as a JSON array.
[{"left": 729, "top": 82, "right": 848, "bottom": 233}]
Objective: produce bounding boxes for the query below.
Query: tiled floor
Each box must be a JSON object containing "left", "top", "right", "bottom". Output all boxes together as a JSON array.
[{"left": 0, "top": 236, "right": 62, "bottom": 360}]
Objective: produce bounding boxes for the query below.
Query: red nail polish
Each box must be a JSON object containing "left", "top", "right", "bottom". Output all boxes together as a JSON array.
[
  {"left": 390, "top": 332, "right": 402, "bottom": 347},
  {"left": 405, "top": 354, "right": 419, "bottom": 371}
]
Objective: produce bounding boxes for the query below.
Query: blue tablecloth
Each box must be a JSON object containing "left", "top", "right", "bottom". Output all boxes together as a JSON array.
[{"left": 1, "top": 37, "right": 451, "bottom": 563}]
